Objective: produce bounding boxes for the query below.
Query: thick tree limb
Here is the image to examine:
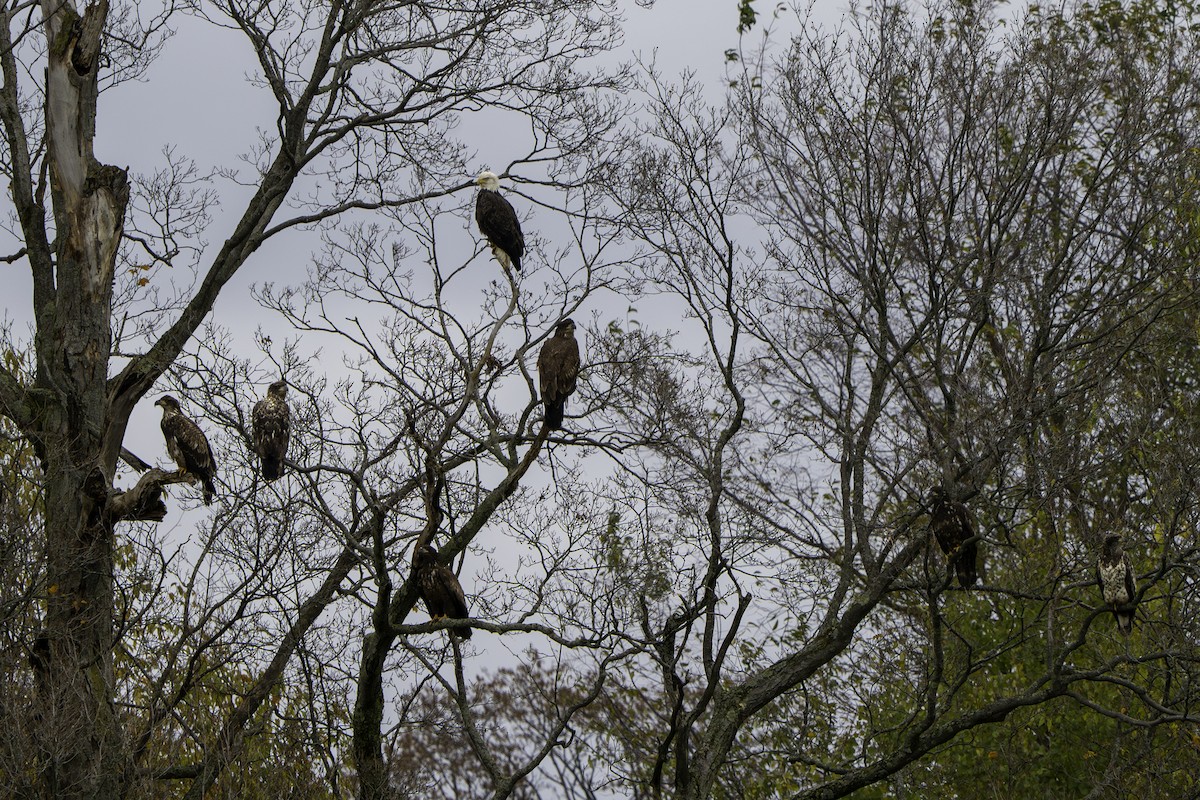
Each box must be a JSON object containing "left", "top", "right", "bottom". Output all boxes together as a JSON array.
[
  {"left": 118, "top": 447, "right": 151, "bottom": 473},
  {"left": 687, "top": 537, "right": 927, "bottom": 798},
  {"left": 0, "top": 8, "right": 54, "bottom": 381},
  {"left": 104, "top": 467, "right": 195, "bottom": 523}
]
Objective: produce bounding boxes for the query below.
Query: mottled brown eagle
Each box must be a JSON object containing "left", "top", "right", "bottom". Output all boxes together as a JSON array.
[
  {"left": 537, "top": 318, "right": 581, "bottom": 431},
  {"left": 475, "top": 170, "right": 525, "bottom": 272},
  {"left": 928, "top": 486, "right": 979, "bottom": 588},
  {"left": 155, "top": 395, "right": 217, "bottom": 505},
  {"left": 412, "top": 544, "right": 472, "bottom": 639},
  {"left": 1097, "top": 533, "right": 1137, "bottom": 635},
  {"left": 252, "top": 380, "right": 291, "bottom": 482}
]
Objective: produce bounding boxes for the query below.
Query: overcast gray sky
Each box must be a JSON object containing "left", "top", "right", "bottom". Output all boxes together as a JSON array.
[{"left": 1, "top": 0, "right": 850, "bottom": 514}]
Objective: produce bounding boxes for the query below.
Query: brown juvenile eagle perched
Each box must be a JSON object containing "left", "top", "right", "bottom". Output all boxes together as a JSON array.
[
  {"left": 412, "top": 544, "right": 472, "bottom": 639},
  {"left": 1097, "top": 533, "right": 1137, "bottom": 635},
  {"left": 537, "top": 318, "right": 581, "bottom": 431},
  {"left": 155, "top": 395, "right": 217, "bottom": 505},
  {"left": 475, "top": 170, "right": 525, "bottom": 272},
  {"left": 252, "top": 380, "right": 291, "bottom": 481},
  {"left": 928, "top": 486, "right": 979, "bottom": 588}
]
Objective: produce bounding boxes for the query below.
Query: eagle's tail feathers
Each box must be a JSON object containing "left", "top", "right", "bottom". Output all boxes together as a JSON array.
[
  {"left": 261, "top": 456, "right": 283, "bottom": 482},
  {"left": 545, "top": 401, "right": 565, "bottom": 431}
]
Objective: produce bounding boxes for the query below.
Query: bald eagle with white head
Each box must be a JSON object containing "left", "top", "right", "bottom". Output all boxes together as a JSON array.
[
  {"left": 475, "top": 170, "right": 525, "bottom": 272},
  {"left": 155, "top": 395, "right": 218, "bottom": 505}
]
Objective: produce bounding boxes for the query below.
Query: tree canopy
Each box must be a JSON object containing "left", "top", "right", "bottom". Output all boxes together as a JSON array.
[{"left": 0, "top": 1, "right": 1198, "bottom": 799}]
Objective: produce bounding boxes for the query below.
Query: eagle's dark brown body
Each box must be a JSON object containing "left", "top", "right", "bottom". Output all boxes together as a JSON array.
[
  {"left": 156, "top": 395, "right": 217, "bottom": 505},
  {"left": 252, "top": 380, "right": 291, "bottom": 482},
  {"left": 1098, "top": 534, "right": 1136, "bottom": 635},
  {"left": 538, "top": 319, "right": 581, "bottom": 431},
  {"left": 413, "top": 545, "right": 472, "bottom": 639},
  {"left": 928, "top": 487, "right": 979, "bottom": 588}
]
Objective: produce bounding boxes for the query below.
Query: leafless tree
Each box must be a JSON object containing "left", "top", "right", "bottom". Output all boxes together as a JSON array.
[
  {"left": 563, "top": 1, "right": 1200, "bottom": 797},
  {"left": 6, "top": 0, "right": 1200, "bottom": 798},
  {"left": 0, "top": 0, "right": 627, "bottom": 797}
]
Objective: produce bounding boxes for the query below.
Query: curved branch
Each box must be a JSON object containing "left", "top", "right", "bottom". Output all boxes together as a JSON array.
[{"left": 105, "top": 467, "right": 195, "bottom": 523}]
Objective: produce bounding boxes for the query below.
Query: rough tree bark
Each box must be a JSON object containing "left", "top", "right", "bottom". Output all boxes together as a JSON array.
[
  {"left": 0, "top": 2, "right": 300, "bottom": 795},
  {"left": 25, "top": 1, "right": 131, "bottom": 796}
]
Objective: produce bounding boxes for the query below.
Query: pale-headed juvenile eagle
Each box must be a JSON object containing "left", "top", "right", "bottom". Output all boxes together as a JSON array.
[
  {"left": 155, "top": 395, "right": 217, "bottom": 505},
  {"left": 928, "top": 486, "right": 979, "bottom": 588},
  {"left": 1097, "top": 533, "right": 1137, "bottom": 635},
  {"left": 412, "top": 544, "right": 472, "bottom": 640},
  {"left": 537, "top": 318, "right": 581, "bottom": 431},
  {"left": 252, "top": 380, "right": 291, "bottom": 482},
  {"left": 475, "top": 170, "right": 525, "bottom": 272}
]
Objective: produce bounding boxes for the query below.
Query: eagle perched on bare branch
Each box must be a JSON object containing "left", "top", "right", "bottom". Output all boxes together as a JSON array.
[
  {"left": 155, "top": 395, "right": 217, "bottom": 505},
  {"left": 252, "top": 380, "right": 291, "bottom": 481},
  {"left": 475, "top": 170, "right": 525, "bottom": 272},
  {"left": 412, "top": 545, "right": 472, "bottom": 639},
  {"left": 928, "top": 486, "right": 979, "bottom": 588},
  {"left": 537, "top": 318, "right": 581, "bottom": 431},
  {"left": 1097, "top": 533, "right": 1137, "bottom": 635}
]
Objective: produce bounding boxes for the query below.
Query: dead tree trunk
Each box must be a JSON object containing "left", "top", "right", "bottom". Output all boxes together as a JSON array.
[{"left": 28, "top": 2, "right": 130, "bottom": 797}]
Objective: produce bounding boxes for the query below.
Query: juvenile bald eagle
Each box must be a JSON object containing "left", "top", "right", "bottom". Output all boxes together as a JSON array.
[
  {"left": 412, "top": 544, "right": 472, "bottom": 640},
  {"left": 1098, "top": 533, "right": 1137, "bottom": 635},
  {"left": 155, "top": 395, "right": 217, "bottom": 505},
  {"left": 538, "top": 318, "right": 581, "bottom": 431},
  {"left": 252, "top": 380, "right": 291, "bottom": 481},
  {"left": 475, "top": 170, "right": 525, "bottom": 272},
  {"left": 928, "top": 486, "right": 979, "bottom": 588}
]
